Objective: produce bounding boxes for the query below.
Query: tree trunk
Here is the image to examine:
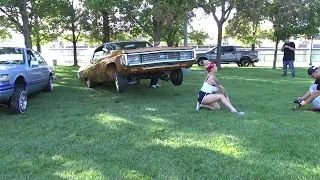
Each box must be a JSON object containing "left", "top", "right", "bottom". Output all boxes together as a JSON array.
[
  {"left": 183, "top": 11, "right": 188, "bottom": 46},
  {"left": 153, "top": 19, "right": 161, "bottom": 46},
  {"left": 72, "top": 23, "right": 78, "bottom": 67},
  {"left": 272, "top": 39, "right": 279, "bottom": 69},
  {"left": 166, "top": 30, "right": 177, "bottom": 47},
  {"left": 101, "top": 11, "right": 110, "bottom": 43},
  {"left": 216, "top": 22, "right": 223, "bottom": 69},
  {"left": 36, "top": 35, "right": 41, "bottom": 53},
  {"left": 251, "top": 44, "right": 255, "bottom": 51},
  {"left": 20, "top": 0, "right": 32, "bottom": 49}
]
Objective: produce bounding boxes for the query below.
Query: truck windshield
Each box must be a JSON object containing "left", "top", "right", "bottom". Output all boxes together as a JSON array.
[{"left": 0, "top": 47, "right": 24, "bottom": 65}]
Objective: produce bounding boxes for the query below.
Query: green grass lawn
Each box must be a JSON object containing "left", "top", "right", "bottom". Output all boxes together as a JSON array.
[{"left": 1, "top": 65, "right": 320, "bottom": 179}]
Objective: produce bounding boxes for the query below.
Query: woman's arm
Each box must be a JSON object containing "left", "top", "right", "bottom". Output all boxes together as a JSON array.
[{"left": 211, "top": 76, "right": 229, "bottom": 100}]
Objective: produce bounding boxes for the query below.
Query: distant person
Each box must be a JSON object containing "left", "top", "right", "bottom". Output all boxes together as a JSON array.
[
  {"left": 196, "top": 60, "right": 245, "bottom": 115},
  {"left": 297, "top": 66, "right": 320, "bottom": 109},
  {"left": 281, "top": 39, "right": 296, "bottom": 77}
]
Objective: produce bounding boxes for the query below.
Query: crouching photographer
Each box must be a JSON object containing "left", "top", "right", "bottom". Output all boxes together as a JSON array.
[{"left": 295, "top": 66, "right": 320, "bottom": 110}]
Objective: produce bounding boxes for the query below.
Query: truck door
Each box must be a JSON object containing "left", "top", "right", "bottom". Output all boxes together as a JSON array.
[{"left": 222, "top": 46, "right": 235, "bottom": 62}]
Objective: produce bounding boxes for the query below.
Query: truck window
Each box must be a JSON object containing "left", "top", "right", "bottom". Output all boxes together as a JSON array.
[{"left": 224, "top": 46, "right": 234, "bottom": 52}]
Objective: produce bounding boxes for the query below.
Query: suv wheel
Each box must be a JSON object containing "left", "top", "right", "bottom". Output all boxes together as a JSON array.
[{"left": 9, "top": 87, "right": 27, "bottom": 114}]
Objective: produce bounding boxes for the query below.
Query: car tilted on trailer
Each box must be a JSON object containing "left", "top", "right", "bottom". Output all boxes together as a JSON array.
[{"left": 77, "top": 40, "right": 196, "bottom": 93}]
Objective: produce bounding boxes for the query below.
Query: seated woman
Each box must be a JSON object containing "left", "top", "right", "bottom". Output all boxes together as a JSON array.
[{"left": 196, "top": 61, "right": 245, "bottom": 115}]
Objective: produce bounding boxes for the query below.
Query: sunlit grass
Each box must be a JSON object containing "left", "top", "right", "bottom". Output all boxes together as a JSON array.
[{"left": 0, "top": 65, "right": 320, "bottom": 179}]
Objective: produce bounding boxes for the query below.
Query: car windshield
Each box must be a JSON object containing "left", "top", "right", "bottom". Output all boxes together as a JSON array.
[
  {"left": 0, "top": 47, "right": 24, "bottom": 65},
  {"left": 107, "top": 41, "right": 153, "bottom": 50}
]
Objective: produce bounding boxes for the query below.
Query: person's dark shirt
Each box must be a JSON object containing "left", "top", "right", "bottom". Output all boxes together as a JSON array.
[
  {"left": 315, "top": 79, "right": 320, "bottom": 90},
  {"left": 283, "top": 42, "right": 295, "bottom": 61}
]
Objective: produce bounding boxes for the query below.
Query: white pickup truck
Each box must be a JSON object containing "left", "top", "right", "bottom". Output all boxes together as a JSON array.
[{"left": 195, "top": 45, "right": 259, "bottom": 66}]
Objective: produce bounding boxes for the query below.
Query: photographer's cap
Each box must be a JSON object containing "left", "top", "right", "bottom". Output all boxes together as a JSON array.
[{"left": 308, "top": 66, "right": 318, "bottom": 75}]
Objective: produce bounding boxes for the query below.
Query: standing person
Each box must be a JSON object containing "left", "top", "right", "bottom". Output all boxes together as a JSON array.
[
  {"left": 150, "top": 78, "right": 161, "bottom": 88},
  {"left": 297, "top": 66, "right": 320, "bottom": 109},
  {"left": 281, "top": 39, "right": 296, "bottom": 77},
  {"left": 196, "top": 60, "right": 245, "bottom": 115}
]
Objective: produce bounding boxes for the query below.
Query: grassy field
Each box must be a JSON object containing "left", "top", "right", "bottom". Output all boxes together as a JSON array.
[{"left": 1, "top": 65, "right": 320, "bottom": 179}]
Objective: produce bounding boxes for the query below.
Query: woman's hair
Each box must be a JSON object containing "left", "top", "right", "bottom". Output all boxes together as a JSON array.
[{"left": 205, "top": 61, "right": 216, "bottom": 72}]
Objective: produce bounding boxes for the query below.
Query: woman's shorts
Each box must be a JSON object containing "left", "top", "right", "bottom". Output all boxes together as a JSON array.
[
  {"left": 309, "top": 84, "right": 320, "bottom": 108},
  {"left": 197, "top": 91, "right": 211, "bottom": 104}
]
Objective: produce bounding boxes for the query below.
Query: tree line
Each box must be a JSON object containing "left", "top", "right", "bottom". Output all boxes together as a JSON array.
[{"left": 0, "top": 0, "right": 319, "bottom": 68}]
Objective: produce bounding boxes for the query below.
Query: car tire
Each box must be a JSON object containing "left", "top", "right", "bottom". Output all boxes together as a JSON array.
[
  {"left": 114, "top": 72, "right": 127, "bottom": 93},
  {"left": 240, "top": 58, "right": 251, "bottom": 67},
  {"left": 9, "top": 87, "right": 27, "bottom": 114},
  {"left": 44, "top": 75, "right": 54, "bottom": 92},
  {"left": 170, "top": 69, "right": 183, "bottom": 86}
]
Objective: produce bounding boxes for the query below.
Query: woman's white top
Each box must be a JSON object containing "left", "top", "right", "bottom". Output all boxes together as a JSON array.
[{"left": 200, "top": 76, "right": 219, "bottom": 93}]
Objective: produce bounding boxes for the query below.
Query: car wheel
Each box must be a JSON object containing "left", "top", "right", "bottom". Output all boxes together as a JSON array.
[
  {"left": 170, "top": 69, "right": 183, "bottom": 86},
  {"left": 9, "top": 88, "right": 27, "bottom": 114},
  {"left": 240, "top": 58, "right": 251, "bottom": 67},
  {"left": 44, "top": 75, "right": 53, "bottom": 92},
  {"left": 114, "top": 72, "right": 127, "bottom": 93}
]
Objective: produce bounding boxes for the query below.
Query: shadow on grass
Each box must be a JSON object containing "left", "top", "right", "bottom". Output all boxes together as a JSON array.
[{"left": 0, "top": 66, "right": 320, "bottom": 179}]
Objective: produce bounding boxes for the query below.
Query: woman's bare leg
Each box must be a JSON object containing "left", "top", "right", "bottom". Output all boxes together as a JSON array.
[
  {"left": 202, "top": 94, "right": 237, "bottom": 112},
  {"left": 200, "top": 102, "right": 220, "bottom": 110}
]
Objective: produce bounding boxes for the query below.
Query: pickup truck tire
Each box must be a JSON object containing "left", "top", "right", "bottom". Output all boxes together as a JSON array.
[
  {"left": 240, "top": 58, "right": 251, "bottom": 67},
  {"left": 9, "top": 88, "right": 27, "bottom": 114},
  {"left": 170, "top": 69, "right": 183, "bottom": 86},
  {"left": 44, "top": 75, "right": 54, "bottom": 92},
  {"left": 197, "top": 58, "right": 207, "bottom": 66},
  {"left": 114, "top": 72, "right": 127, "bottom": 93}
]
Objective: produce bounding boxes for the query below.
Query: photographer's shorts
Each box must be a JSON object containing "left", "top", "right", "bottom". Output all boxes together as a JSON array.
[{"left": 309, "top": 84, "right": 320, "bottom": 108}]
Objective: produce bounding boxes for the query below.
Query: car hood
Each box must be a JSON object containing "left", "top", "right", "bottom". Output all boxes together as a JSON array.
[
  {"left": 0, "top": 64, "right": 20, "bottom": 74},
  {"left": 122, "top": 46, "right": 194, "bottom": 54}
]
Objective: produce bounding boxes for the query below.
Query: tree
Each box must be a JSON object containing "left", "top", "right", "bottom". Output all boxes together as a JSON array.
[
  {"left": 225, "top": 0, "right": 268, "bottom": 50},
  {"left": 198, "top": 0, "right": 235, "bottom": 69},
  {"left": 60, "top": 0, "right": 89, "bottom": 66},
  {"left": 122, "top": 0, "right": 196, "bottom": 46},
  {"left": 188, "top": 30, "right": 209, "bottom": 45},
  {"left": 30, "top": 0, "right": 66, "bottom": 52},
  {"left": 266, "top": 0, "right": 312, "bottom": 69},
  {"left": 0, "top": 0, "right": 32, "bottom": 48}
]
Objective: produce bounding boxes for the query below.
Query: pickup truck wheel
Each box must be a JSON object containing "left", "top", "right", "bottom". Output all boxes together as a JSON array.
[
  {"left": 114, "top": 72, "right": 127, "bottom": 93},
  {"left": 44, "top": 75, "right": 53, "bottom": 92},
  {"left": 9, "top": 88, "right": 27, "bottom": 114},
  {"left": 197, "top": 58, "right": 206, "bottom": 66},
  {"left": 170, "top": 69, "right": 183, "bottom": 86},
  {"left": 240, "top": 58, "right": 251, "bottom": 67}
]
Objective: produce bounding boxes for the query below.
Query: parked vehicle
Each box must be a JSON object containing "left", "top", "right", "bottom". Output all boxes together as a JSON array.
[
  {"left": 195, "top": 45, "right": 259, "bottom": 66},
  {"left": 77, "top": 40, "right": 196, "bottom": 93},
  {"left": 0, "top": 47, "right": 55, "bottom": 114}
]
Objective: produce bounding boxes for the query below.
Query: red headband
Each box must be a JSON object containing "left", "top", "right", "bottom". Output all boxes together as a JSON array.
[{"left": 206, "top": 62, "right": 216, "bottom": 72}]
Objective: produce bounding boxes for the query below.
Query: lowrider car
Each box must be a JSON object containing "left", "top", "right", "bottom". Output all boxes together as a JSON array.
[{"left": 77, "top": 40, "right": 196, "bottom": 93}]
